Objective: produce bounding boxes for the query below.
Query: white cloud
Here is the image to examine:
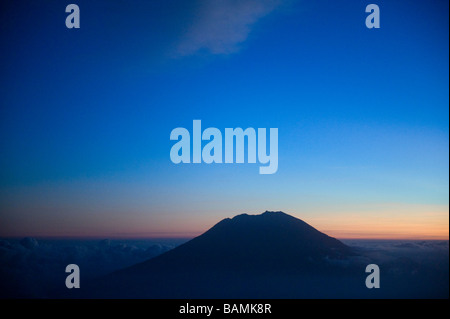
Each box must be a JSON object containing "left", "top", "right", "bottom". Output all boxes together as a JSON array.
[{"left": 175, "top": 0, "right": 281, "bottom": 56}]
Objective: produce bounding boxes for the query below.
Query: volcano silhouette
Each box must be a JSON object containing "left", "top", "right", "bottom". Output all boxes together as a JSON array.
[
  {"left": 127, "top": 211, "right": 352, "bottom": 273},
  {"left": 82, "top": 211, "right": 362, "bottom": 298}
]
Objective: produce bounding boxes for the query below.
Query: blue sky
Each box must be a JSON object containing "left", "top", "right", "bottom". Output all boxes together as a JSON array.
[{"left": 0, "top": 0, "right": 448, "bottom": 238}]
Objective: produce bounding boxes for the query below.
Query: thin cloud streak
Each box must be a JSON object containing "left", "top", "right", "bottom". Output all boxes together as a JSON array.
[{"left": 174, "top": 0, "right": 281, "bottom": 56}]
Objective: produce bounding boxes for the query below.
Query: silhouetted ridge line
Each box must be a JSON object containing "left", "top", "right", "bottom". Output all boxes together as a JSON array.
[{"left": 115, "top": 211, "right": 353, "bottom": 275}]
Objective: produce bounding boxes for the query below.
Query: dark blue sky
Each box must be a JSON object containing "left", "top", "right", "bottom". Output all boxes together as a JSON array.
[{"left": 0, "top": 0, "right": 448, "bottom": 238}]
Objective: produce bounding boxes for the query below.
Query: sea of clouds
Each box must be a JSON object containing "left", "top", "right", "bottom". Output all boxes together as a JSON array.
[
  {"left": 0, "top": 238, "right": 448, "bottom": 298},
  {"left": 0, "top": 237, "right": 188, "bottom": 298}
]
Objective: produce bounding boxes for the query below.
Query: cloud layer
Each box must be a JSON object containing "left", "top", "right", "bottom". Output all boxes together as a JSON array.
[
  {"left": 0, "top": 238, "right": 184, "bottom": 298},
  {"left": 175, "top": 0, "right": 281, "bottom": 56},
  {"left": 1, "top": 238, "right": 448, "bottom": 298}
]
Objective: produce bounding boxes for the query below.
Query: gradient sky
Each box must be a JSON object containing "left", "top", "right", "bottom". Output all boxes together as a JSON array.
[{"left": 0, "top": 0, "right": 448, "bottom": 239}]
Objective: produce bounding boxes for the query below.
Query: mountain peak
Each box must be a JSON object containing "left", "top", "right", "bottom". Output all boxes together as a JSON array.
[
  {"left": 233, "top": 210, "right": 288, "bottom": 217},
  {"left": 124, "top": 211, "right": 353, "bottom": 275},
  {"left": 228, "top": 211, "right": 296, "bottom": 223},
  {"left": 87, "top": 211, "right": 356, "bottom": 298}
]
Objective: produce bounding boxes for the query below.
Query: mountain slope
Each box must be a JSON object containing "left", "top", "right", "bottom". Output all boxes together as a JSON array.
[
  {"left": 81, "top": 211, "right": 358, "bottom": 298},
  {"left": 124, "top": 211, "right": 352, "bottom": 274}
]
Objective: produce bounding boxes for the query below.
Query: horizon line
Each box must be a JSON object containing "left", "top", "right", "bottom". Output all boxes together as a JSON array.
[{"left": 1, "top": 234, "right": 448, "bottom": 241}]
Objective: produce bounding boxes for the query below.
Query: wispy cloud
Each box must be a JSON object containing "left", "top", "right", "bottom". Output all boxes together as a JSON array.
[{"left": 174, "top": 0, "right": 281, "bottom": 57}]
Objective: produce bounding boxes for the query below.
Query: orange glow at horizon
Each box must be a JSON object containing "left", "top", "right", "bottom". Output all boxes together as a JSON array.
[
  {"left": 106, "top": 204, "right": 449, "bottom": 240},
  {"left": 1, "top": 203, "right": 448, "bottom": 240},
  {"left": 299, "top": 203, "right": 449, "bottom": 240}
]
